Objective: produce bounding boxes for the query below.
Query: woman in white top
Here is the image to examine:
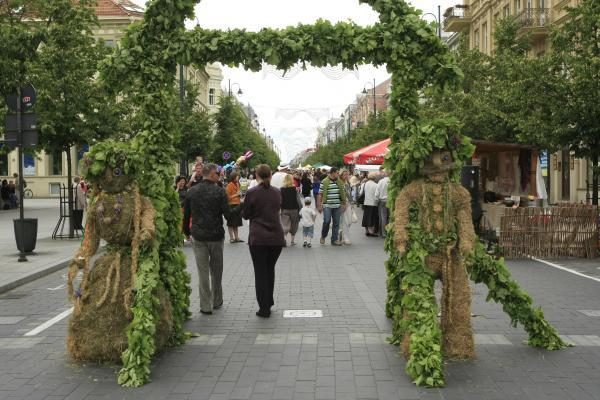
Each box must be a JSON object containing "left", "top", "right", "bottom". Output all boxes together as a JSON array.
[{"left": 360, "top": 172, "right": 379, "bottom": 236}]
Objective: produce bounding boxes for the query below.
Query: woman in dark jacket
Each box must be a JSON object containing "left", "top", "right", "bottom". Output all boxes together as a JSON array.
[
  {"left": 280, "top": 174, "right": 301, "bottom": 246},
  {"left": 242, "top": 164, "right": 285, "bottom": 318},
  {"left": 300, "top": 172, "right": 312, "bottom": 199}
]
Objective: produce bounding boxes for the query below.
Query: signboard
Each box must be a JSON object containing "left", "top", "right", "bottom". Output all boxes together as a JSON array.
[
  {"left": 540, "top": 151, "right": 548, "bottom": 177},
  {"left": 5, "top": 84, "right": 36, "bottom": 113},
  {"left": 4, "top": 113, "right": 37, "bottom": 132},
  {"left": 222, "top": 151, "right": 231, "bottom": 160},
  {"left": 3, "top": 131, "right": 39, "bottom": 148}
]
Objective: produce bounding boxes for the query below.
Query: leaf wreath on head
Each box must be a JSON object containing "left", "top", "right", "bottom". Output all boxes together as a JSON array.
[
  {"left": 80, "top": 139, "right": 139, "bottom": 183},
  {"left": 395, "top": 117, "right": 475, "bottom": 184}
]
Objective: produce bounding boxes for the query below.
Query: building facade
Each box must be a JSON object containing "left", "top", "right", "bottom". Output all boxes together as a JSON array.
[
  {"left": 354, "top": 78, "right": 391, "bottom": 127},
  {"left": 1, "top": 0, "right": 223, "bottom": 197},
  {"left": 443, "top": 0, "right": 594, "bottom": 204}
]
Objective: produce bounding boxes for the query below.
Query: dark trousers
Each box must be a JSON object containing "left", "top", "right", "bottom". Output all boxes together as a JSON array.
[{"left": 249, "top": 246, "right": 282, "bottom": 311}]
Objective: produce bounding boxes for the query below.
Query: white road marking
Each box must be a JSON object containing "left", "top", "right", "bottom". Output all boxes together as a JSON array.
[
  {"left": 24, "top": 307, "right": 73, "bottom": 337},
  {"left": 532, "top": 258, "right": 600, "bottom": 283},
  {"left": 47, "top": 284, "right": 65, "bottom": 291}
]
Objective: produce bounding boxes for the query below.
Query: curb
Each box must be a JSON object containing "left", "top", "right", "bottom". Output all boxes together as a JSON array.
[{"left": 0, "top": 258, "right": 71, "bottom": 295}]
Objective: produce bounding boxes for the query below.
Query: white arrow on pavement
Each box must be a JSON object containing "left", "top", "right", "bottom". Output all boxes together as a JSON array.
[{"left": 47, "top": 284, "right": 65, "bottom": 291}]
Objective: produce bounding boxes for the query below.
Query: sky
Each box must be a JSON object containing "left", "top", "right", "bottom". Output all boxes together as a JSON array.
[{"left": 131, "top": 0, "right": 457, "bottom": 162}]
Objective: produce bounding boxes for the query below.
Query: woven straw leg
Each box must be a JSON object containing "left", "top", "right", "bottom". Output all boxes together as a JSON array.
[{"left": 440, "top": 255, "right": 474, "bottom": 359}]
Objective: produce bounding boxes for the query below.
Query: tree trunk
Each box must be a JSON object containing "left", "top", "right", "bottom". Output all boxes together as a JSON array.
[
  {"left": 66, "top": 147, "right": 74, "bottom": 238},
  {"left": 592, "top": 151, "right": 599, "bottom": 206}
]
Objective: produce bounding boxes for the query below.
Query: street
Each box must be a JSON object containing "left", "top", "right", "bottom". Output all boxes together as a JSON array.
[{"left": 0, "top": 210, "right": 599, "bottom": 400}]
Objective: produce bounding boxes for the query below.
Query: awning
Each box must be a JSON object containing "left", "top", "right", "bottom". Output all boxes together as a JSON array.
[{"left": 344, "top": 138, "right": 391, "bottom": 165}]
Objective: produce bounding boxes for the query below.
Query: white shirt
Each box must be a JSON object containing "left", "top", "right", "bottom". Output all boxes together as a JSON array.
[
  {"left": 248, "top": 179, "right": 259, "bottom": 189},
  {"left": 363, "top": 180, "right": 378, "bottom": 206},
  {"left": 375, "top": 176, "right": 389, "bottom": 202},
  {"left": 299, "top": 206, "right": 317, "bottom": 227},
  {"left": 271, "top": 171, "right": 287, "bottom": 189}
]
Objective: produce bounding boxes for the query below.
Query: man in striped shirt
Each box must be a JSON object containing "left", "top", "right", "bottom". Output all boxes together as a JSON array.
[{"left": 317, "top": 167, "right": 348, "bottom": 246}]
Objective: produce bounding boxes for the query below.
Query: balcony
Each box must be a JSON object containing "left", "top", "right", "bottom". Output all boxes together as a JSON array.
[
  {"left": 443, "top": 5, "right": 471, "bottom": 32},
  {"left": 514, "top": 8, "right": 551, "bottom": 39}
]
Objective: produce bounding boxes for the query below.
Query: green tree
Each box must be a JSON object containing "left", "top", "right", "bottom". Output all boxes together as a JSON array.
[
  {"left": 211, "top": 96, "right": 279, "bottom": 167},
  {"left": 550, "top": 0, "right": 600, "bottom": 205},
  {"left": 31, "top": 0, "right": 114, "bottom": 236},
  {"left": 177, "top": 80, "right": 212, "bottom": 169},
  {"left": 305, "top": 111, "right": 390, "bottom": 167}
]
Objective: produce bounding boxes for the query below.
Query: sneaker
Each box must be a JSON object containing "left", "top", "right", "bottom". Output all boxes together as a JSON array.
[
  {"left": 320, "top": 237, "right": 325, "bottom": 245},
  {"left": 213, "top": 301, "right": 224, "bottom": 309},
  {"left": 343, "top": 240, "right": 352, "bottom": 245},
  {"left": 200, "top": 310, "right": 213, "bottom": 315},
  {"left": 307, "top": 243, "right": 312, "bottom": 248},
  {"left": 303, "top": 241, "right": 307, "bottom": 247},
  {"left": 332, "top": 241, "right": 343, "bottom": 246}
]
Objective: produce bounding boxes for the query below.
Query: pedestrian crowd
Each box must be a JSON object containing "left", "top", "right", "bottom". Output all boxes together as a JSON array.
[
  {"left": 0, "top": 173, "right": 25, "bottom": 210},
  {"left": 177, "top": 156, "right": 391, "bottom": 318}
]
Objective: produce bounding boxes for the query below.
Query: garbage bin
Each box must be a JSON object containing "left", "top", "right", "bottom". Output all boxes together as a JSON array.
[{"left": 13, "top": 218, "right": 38, "bottom": 253}]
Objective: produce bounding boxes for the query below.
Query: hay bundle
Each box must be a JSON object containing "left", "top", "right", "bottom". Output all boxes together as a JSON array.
[{"left": 67, "top": 251, "right": 173, "bottom": 362}]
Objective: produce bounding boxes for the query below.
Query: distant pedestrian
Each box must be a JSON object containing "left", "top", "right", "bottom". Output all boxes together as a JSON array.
[
  {"left": 175, "top": 176, "right": 188, "bottom": 208},
  {"left": 300, "top": 172, "right": 312, "bottom": 199},
  {"left": 271, "top": 164, "right": 289, "bottom": 189},
  {"left": 300, "top": 197, "right": 317, "bottom": 247},
  {"left": 317, "top": 167, "right": 348, "bottom": 246},
  {"left": 375, "top": 169, "right": 390, "bottom": 237},
  {"left": 73, "top": 177, "right": 87, "bottom": 230},
  {"left": 280, "top": 174, "right": 301, "bottom": 246},
  {"left": 1, "top": 180, "right": 10, "bottom": 210},
  {"left": 312, "top": 172, "right": 321, "bottom": 200},
  {"left": 183, "top": 163, "right": 232, "bottom": 315},
  {"left": 339, "top": 169, "right": 355, "bottom": 245},
  {"left": 242, "top": 164, "right": 285, "bottom": 318},
  {"left": 361, "top": 172, "right": 379, "bottom": 236},
  {"left": 225, "top": 171, "right": 244, "bottom": 243},
  {"left": 8, "top": 180, "right": 17, "bottom": 209},
  {"left": 187, "top": 158, "right": 204, "bottom": 188}
]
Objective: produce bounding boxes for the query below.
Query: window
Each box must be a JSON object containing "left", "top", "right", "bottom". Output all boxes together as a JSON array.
[
  {"left": 503, "top": 5, "right": 510, "bottom": 16},
  {"left": 0, "top": 152, "right": 7, "bottom": 176},
  {"left": 474, "top": 29, "right": 480, "bottom": 50},
  {"left": 23, "top": 154, "right": 35, "bottom": 176},
  {"left": 50, "top": 183, "right": 61, "bottom": 196},
  {"left": 482, "top": 23, "right": 488, "bottom": 53},
  {"left": 104, "top": 39, "right": 114, "bottom": 47},
  {"left": 514, "top": 0, "right": 521, "bottom": 12},
  {"left": 209, "top": 88, "right": 215, "bottom": 106},
  {"left": 50, "top": 150, "right": 62, "bottom": 176}
]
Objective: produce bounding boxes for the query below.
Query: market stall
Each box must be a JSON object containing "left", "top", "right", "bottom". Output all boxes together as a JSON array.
[{"left": 343, "top": 138, "right": 391, "bottom": 165}]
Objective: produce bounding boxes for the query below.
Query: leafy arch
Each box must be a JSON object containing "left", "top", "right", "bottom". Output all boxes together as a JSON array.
[{"left": 98, "top": 0, "right": 461, "bottom": 388}]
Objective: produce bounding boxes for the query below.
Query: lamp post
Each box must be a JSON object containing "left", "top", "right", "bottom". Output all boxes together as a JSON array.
[
  {"left": 228, "top": 79, "right": 243, "bottom": 96},
  {"left": 362, "top": 78, "right": 377, "bottom": 115},
  {"left": 423, "top": 5, "right": 442, "bottom": 38}
]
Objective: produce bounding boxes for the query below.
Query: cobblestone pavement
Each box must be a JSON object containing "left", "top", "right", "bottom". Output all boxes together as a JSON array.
[{"left": 0, "top": 216, "right": 599, "bottom": 400}]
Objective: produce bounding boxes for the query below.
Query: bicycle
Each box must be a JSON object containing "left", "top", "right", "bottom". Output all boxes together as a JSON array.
[{"left": 23, "top": 188, "right": 33, "bottom": 198}]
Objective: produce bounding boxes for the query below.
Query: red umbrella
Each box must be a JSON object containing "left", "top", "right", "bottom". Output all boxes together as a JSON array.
[{"left": 343, "top": 138, "right": 391, "bottom": 165}]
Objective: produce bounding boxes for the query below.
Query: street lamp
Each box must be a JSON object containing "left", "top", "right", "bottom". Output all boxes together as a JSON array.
[
  {"left": 228, "top": 79, "right": 243, "bottom": 96},
  {"left": 422, "top": 5, "right": 442, "bottom": 38},
  {"left": 362, "top": 78, "right": 377, "bottom": 115}
]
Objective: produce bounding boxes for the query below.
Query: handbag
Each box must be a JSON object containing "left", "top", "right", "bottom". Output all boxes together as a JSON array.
[
  {"left": 351, "top": 209, "right": 358, "bottom": 224},
  {"left": 296, "top": 191, "right": 304, "bottom": 209}
]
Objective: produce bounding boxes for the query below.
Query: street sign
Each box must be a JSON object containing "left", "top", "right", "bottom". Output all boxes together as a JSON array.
[
  {"left": 4, "top": 113, "right": 37, "bottom": 132},
  {"left": 3, "top": 131, "right": 39, "bottom": 148},
  {"left": 223, "top": 151, "right": 231, "bottom": 160},
  {"left": 5, "top": 84, "right": 36, "bottom": 113}
]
